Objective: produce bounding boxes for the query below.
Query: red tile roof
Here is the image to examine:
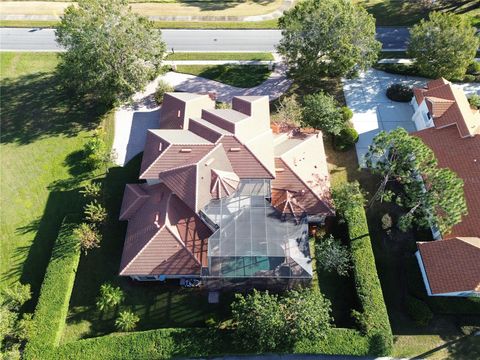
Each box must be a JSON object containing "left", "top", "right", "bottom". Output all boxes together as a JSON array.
[
  {"left": 413, "top": 79, "right": 480, "bottom": 137},
  {"left": 119, "top": 183, "right": 211, "bottom": 276},
  {"left": 417, "top": 237, "right": 480, "bottom": 294},
  {"left": 414, "top": 126, "right": 480, "bottom": 237}
]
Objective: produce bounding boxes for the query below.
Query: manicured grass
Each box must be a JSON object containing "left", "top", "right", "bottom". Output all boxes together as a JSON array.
[
  {"left": 0, "top": 52, "right": 110, "bottom": 309},
  {"left": 354, "top": 0, "right": 480, "bottom": 27},
  {"left": 175, "top": 64, "right": 271, "bottom": 88},
  {"left": 0, "top": 19, "right": 279, "bottom": 29},
  {"left": 0, "top": 0, "right": 284, "bottom": 17},
  {"left": 166, "top": 52, "right": 274, "bottom": 61}
]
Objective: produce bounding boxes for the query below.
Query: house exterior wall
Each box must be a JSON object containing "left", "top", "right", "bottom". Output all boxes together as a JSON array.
[{"left": 412, "top": 100, "right": 433, "bottom": 131}]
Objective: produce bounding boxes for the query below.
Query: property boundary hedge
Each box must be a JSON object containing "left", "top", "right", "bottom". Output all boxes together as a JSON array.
[
  {"left": 342, "top": 193, "right": 394, "bottom": 355},
  {"left": 24, "top": 216, "right": 82, "bottom": 359},
  {"left": 24, "top": 196, "right": 392, "bottom": 358}
]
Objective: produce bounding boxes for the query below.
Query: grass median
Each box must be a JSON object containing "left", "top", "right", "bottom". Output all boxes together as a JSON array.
[
  {"left": 166, "top": 52, "right": 274, "bottom": 61},
  {"left": 175, "top": 64, "right": 271, "bottom": 88}
]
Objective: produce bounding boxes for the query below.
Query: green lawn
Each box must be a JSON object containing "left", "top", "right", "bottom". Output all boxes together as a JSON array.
[
  {"left": 166, "top": 52, "right": 274, "bottom": 61},
  {"left": 175, "top": 64, "right": 271, "bottom": 88},
  {"left": 0, "top": 53, "right": 112, "bottom": 311},
  {"left": 62, "top": 155, "right": 233, "bottom": 343},
  {"left": 354, "top": 0, "right": 480, "bottom": 26}
]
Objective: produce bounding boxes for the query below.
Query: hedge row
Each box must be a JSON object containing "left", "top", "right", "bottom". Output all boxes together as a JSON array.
[
  {"left": 24, "top": 216, "right": 81, "bottom": 360},
  {"left": 342, "top": 196, "right": 394, "bottom": 355},
  {"left": 49, "top": 328, "right": 236, "bottom": 360},
  {"left": 295, "top": 328, "right": 369, "bottom": 355}
]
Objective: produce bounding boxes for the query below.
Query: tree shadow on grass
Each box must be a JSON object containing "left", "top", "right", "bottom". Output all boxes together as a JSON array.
[
  {"left": 0, "top": 72, "right": 108, "bottom": 145},
  {"left": 177, "top": 0, "right": 277, "bottom": 12}
]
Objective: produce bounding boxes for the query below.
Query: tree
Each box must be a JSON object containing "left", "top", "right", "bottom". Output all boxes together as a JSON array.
[
  {"left": 115, "top": 310, "right": 139, "bottom": 332},
  {"left": 468, "top": 94, "right": 480, "bottom": 110},
  {"left": 274, "top": 94, "right": 302, "bottom": 127},
  {"left": 84, "top": 201, "right": 107, "bottom": 224},
  {"left": 365, "top": 128, "right": 467, "bottom": 235},
  {"left": 277, "top": 0, "right": 381, "bottom": 79},
  {"left": 73, "top": 223, "right": 102, "bottom": 253},
  {"left": 96, "top": 283, "right": 124, "bottom": 312},
  {"left": 332, "top": 181, "right": 365, "bottom": 217},
  {"left": 408, "top": 12, "right": 479, "bottom": 80},
  {"left": 281, "top": 288, "right": 332, "bottom": 343},
  {"left": 56, "top": 0, "right": 166, "bottom": 104},
  {"left": 231, "top": 288, "right": 332, "bottom": 351},
  {"left": 231, "top": 290, "right": 286, "bottom": 352},
  {"left": 302, "top": 92, "right": 345, "bottom": 135},
  {"left": 315, "top": 235, "right": 351, "bottom": 276}
]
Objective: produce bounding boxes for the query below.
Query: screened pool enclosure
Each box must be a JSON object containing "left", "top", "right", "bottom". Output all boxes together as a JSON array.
[{"left": 200, "top": 180, "right": 313, "bottom": 279}]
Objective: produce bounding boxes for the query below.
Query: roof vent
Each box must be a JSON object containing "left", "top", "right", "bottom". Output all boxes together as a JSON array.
[
  {"left": 205, "top": 158, "right": 215, "bottom": 166},
  {"left": 180, "top": 148, "right": 192, "bottom": 153},
  {"left": 276, "top": 167, "right": 285, "bottom": 172},
  {"left": 229, "top": 147, "right": 241, "bottom": 152}
]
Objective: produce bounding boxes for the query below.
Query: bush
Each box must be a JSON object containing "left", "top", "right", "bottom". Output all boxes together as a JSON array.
[
  {"left": 24, "top": 216, "right": 81, "bottom": 358},
  {"left": 154, "top": 80, "right": 174, "bottom": 105},
  {"left": 333, "top": 182, "right": 393, "bottom": 355},
  {"left": 462, "top": 74, "right": 476, "bottom": 82},
  {"left": 341, "top": 106, "right": 353, "bottom": 122},
  {"left": 406, "top": 296, "right": 433, "bottom": 327},
  {"left": 73, "top": 223, "right": 101, "bottom": 253},
  {"left": 467, "top": 61, "right": 480, "bottom": 75},
  {"left": 386, "top": 83, "right": 413, "bottom": 102},
  {"left": 468, "top": 94, "right": 480, "bottom": 109},
  {"left": 334, "top": 126, "right": 359, "bottom": 150},
  {"left": 115, "top": 310, "right": 140, "bottom": 332}
]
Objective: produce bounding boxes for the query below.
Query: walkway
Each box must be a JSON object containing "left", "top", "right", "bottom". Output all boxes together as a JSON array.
[
  {"left": 112, "top": 59, "right": 291, "bottom": 166},
  {"left": 343, "top": 69, "right": 480, "bottom": 167}
]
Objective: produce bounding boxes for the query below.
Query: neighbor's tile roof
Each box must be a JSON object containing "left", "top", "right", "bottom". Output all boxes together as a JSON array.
[
  {"left": 417, "top": 237, "right": 480, "bottom": 294},
  {"left": 414, "top": 126, "right": 480, "bottom": 237},
  {"left": 414, "top": 79, "right": 480, "bottom": 137},
  {"left": 119, "top": 183, "right": 210, "bottom": 276}
]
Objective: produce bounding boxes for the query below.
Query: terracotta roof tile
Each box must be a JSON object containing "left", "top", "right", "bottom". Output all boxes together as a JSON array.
[
  {"left": 414, "top": 127, "right": 480, "bottom": 237},
  {"left": 417, "top": 237, "right": 480, "bottom": 294}
]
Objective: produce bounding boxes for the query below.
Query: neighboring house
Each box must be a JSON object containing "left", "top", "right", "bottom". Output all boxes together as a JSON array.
[
  {"left": 119, "top": 92, "right": 334, "bottom": 288},
  {"left": 411, "top": 79, "right": 480, "bottom": 297}
]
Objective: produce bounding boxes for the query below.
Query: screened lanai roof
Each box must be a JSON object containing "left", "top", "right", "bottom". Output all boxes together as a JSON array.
[{"left": 201, "top": 179, "right": 312, "bottom": 278}]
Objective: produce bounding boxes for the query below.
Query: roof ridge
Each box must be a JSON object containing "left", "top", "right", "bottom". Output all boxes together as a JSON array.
[
  {"left": 239, "top": 134, "right": 276, "bottom": 178},
  {"left": 120, "top": 224, "right": 166, "bottom": 275},
  {"left": 164, "top": 223, "right": 202, "bottom": 267},
  {"left": 119, "top": 184, "right": 150, "bottom": 220},
  {"left": 140, "top": 143, "right": 173, "bottom": 179},
  {"left": 276, "top": 158, "right": 334, "bottom": 212}
]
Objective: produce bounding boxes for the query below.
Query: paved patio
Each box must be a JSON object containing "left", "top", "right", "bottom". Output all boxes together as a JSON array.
[{"left": 343, "top": 69, "right": 480, "bottom": 167}]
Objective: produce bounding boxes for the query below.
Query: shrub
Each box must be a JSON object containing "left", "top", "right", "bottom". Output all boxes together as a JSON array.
[
  {"left": 467, "top": 61, "right": 480, "bottom": 75},
  {"left": 381, "top": 213, "right": 392, "bottom": 231},
  {"left": 115, "top": 310, "right": 140, "bottom": 332},
  {"left": 315, "top": 235, "right": 351, "bottom": 276},
  {"left": 84, "top": 134, "right": 111, "bottom": 170},
  {"left": 462, "top": 74, "right": 476, "bottom": 82},
  {"left": 1, "top": 283, "right": 31, "bottom": 311},
  {"left": 302, "top": 92, "right": 345, "bottom": 135},
  {"left": 154, "top": 80, "right": 174, "bottom": 105},
  {"left": 84, "top": 201, "right": 107, "bottom": 224},
  {"left": 341, "top": 106, "right": 353, "bottom": 122},
  {"left": 73, "top": 223, "right": 101, "bottom": 253},
  {"left": 24, "top": 216, "right": 81, "bottom": 358},
  {"left": 96, "top": 283, "right": 124, "bottom": 312},
  {"left": 468, "top": 94, "right": 480, "bottom": 109},
  {"left": 334, "top": 126, "right": 359, "bottom": 150},
  {"left": 406, "top": 296, "right": 433, "bottom": 327},
  {"left": 215, "top": 101, "right": 231, "bottom": 109},
  {"left": 333, "top": 182, "right": 393, "bottom": 355},
  {"left": 274, "top": 94, "right": 302, "bottom": 127},
  {"left": 80, "top": 182, "right": 102, "bottom": 199},
  {"left": 386, "top": 83, "right": 413, "bottom": 102}
]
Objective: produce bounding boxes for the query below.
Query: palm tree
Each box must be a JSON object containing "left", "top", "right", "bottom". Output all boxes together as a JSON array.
[
  {"left": 96, "top": 283, "right": 124, "bottom": 312},
  {"left": 115, "top": 310, "right": 139, "bottom": 332}
]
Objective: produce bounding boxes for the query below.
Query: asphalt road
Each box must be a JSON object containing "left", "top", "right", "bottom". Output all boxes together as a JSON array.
[{"left": 0, "top": 27, "right": 410, "bottom": 52}]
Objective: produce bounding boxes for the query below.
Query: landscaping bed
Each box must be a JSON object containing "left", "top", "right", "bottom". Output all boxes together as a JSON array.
[{"left": 175, "top": 64, "right": 271, "bottom": 88}]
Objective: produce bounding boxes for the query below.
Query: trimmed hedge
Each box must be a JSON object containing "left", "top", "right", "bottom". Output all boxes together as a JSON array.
[
  {"left": 295, "top": 328, "right": 369, "bottom": 355},
  {"left": 340, "top": 191, "right": 394, "bottom": 355},
  {"left": 24, "top": 216, "right": 81, "bottom": 359},
  {"left": 406, "top": 296, "right": 433, "bottom": 326}
]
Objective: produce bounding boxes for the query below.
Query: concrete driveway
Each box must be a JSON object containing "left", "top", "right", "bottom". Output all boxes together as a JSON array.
[{"left": 343, "top": 69, "right": 480, "bottom": 167}]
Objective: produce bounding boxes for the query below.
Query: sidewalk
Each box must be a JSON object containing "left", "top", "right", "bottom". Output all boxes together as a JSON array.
[{"left": 0, "top": 0, "right": 294, "bottom": 22}]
